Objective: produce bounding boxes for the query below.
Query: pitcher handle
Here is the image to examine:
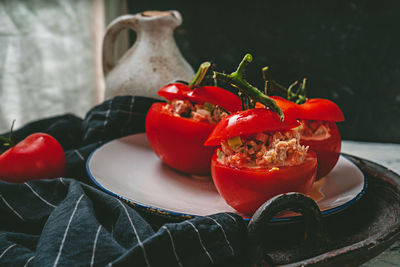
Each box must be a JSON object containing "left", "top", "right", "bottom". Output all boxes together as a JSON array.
[{"left": 102, "top": 14, "right": 139, "bottom": 76}]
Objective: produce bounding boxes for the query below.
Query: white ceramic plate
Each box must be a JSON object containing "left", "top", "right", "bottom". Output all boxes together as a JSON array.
[{"left": 87, "top": 134, "right": 366, "bottom": 221}]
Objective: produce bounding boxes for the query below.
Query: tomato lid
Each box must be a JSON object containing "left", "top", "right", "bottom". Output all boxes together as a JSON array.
[
  {"left": 299, "top": 98, "right": 344, "bottom": 121},
  {"left": 158, "top": 83, "right": 192, "bottom": 101},
  {"left": 204, "top": 108, "right": 300, "bottom": 146},
  {"left": 271, "top": 96, "right": 344, "bottom": 122},
  {"left": 158, "top": 83, "right": 242, "bottom": 113}
]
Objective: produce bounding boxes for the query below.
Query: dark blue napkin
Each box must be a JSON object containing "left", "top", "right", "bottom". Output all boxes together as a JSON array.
[{"left": 0, "top": 96, "right": 248, "bottom": 267}]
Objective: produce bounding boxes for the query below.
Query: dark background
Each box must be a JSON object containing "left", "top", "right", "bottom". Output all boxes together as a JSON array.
[{"left": 127, "top": 0, "right": 400, "bottom": 143}]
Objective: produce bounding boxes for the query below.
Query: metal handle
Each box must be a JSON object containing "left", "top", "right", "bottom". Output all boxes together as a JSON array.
[{"left": 247, "top": 193, "right": 324, "bottom": 266}]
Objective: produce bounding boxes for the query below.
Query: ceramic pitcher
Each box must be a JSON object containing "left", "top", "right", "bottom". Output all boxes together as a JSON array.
[{"left": 102, "top": 10, "right": 195, "bottom": 100}]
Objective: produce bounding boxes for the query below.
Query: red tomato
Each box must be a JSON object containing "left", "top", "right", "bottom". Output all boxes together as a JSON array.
[
  {"left": 301, "top": 121, "right": 341, "bottom": 178},
  {"left": 0, "top": 133, "right": 66, "bottom": 183},
  {"left": 146, "top": 83, "right": 242, "bottom": 175},
  {"left": 204, "top": 108, "right": 300, "bottom": 146},
  {"left": 299, "top": 98, "right": 344, "bottom": 122},
  {"left": 158, "top": 83, "right": 242, "bottom": 112},
  {"left": 205, "top": 108, "right": 317, "bottom": 214},
  {"left": 271, "top": 96, "right": 344, "bottom": 179},
  {"left": 146, "top": 102, "right": 217, "bottom": 175},
  {"left": 157, "top": 83, "right": 191, "bottom": 100},
  {"left": 270, "top": 96, "right": 344, "bottom": 122},
  {"left": 211, "top": 151, "right": 317, "bottom": 215}
]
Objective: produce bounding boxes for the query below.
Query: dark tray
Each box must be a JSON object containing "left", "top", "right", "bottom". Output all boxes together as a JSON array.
[{"left": 132, "top": 154, "right": 400, "bottom": 266}]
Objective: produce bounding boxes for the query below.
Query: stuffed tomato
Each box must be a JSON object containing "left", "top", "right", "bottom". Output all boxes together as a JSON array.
[
  {"left": 145, "top": 82, "right": 242, "bottom": 175},
  {"left": 271, "top": 96, "right": 344, "bottom": 179},
  {"left": 204, "top": 108, "right": 317, "bottom": 215}
]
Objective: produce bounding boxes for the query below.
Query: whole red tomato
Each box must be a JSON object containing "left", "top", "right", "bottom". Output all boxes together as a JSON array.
[
  {"left": 271, "top": 96, "right": 344, "bottom": 178},
  {"left": 205, "top": 108, "right": 317, "bottom": 215},
  {"left": 0, "top": 133, "right": 66, "bottom": 183},
  {"left": 146, "top": 83, "right": 242, "bottom": 175}
]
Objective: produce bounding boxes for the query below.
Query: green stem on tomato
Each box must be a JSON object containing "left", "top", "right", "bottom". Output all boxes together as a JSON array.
[
  {"left": 213, "top": 54, "right": 284, "bottom": 120},
  {"left": 269, "top": 80, "right": 289, "bottom": 94},
  {"left": 188, "top": 61, "right": 211, "bottom": 88},
  {"left": 262, "top": 67, "right": 308, "bottom": 105},
  {"left": 0, "top": 120, "right": 15, "bottom": 153},
  {"left": 296, "top": 78, "right": 307, "bottom": 104},
  {"left": 262, "top": 66, "right": 272, "bottom": 95},
  {"left": 213, "top": 76, "right": 218, "bottom": 87},
  {"left": 0, "top": 136, "right": 10, "bottom": 145},
  {"left": 287, "top": 80, "right": 298, "bottom": 100},
  {"left": 262, "top": 66, "right": 297, "bottom": 98}
]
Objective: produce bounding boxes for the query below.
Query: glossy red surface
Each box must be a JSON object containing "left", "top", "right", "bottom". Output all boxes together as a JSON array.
[
  {"left": 145, "top": 102, "right": 216, "bottom": 175},
  {"left": 210, "top": 150, "right": 317, "bottom": 215},
  {"left": 204, "top": 108, "right": 299, "bottom": 146},
  {"left": 0, "top": 133, "right": 66, "bottom": 182}
]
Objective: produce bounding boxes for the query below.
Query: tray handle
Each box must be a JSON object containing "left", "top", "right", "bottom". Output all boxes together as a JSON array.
[{"left": 247, "top": 192, "right": 324, "bottom": 265}]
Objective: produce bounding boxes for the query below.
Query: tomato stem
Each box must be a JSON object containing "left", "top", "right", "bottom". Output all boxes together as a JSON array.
[
  {"left": 0, "top": 120, "right": 15, "bottom": 154},
  {"left": 286, "top": 78, "right": 307, "bottom": 104},
  {"left": 189, "top": 62, "right": 211, "bottom": 88},
  {"left": 262, "top": 67, "right": 308, "bottom": 105},
  {"left": 261, "top": 66, "right": 272, "bottom": 95},
  {"left": 213, "top": 54, "right": 284, "bottom": 121}
]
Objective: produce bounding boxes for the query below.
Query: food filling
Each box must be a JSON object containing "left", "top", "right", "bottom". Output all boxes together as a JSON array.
[
  {"left": 217, "top": 130, "right": 309, "bottom": 168},
  {"left": 299, "top": 120, "right": 331, "bottom": 140},
  {"left": 164, "top": 99, "right": 229, "bottom": 124}
]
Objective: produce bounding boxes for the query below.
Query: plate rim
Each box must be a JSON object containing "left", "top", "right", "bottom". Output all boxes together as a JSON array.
[{"left": 86, "top": 133, "right": 367, "bottom": 223}]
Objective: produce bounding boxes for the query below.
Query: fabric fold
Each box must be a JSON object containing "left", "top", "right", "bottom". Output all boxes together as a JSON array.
[{"left": 0, "top": 96, "right": 249, "bottom": 267}]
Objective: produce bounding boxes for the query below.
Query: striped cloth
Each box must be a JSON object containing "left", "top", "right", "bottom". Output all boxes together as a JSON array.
[{"left": 0, "top": 96, "right": 248, "bottom": 267}]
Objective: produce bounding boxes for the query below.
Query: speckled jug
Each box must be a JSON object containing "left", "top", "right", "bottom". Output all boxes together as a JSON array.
[{"left": 102, "top": 10, "right": 195, "bottom": 100}]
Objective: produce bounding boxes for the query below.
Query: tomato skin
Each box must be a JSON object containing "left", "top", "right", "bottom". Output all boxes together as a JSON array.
[
  {"left": 157, "top": 83, "right": 191, "bottom": 101},
  {"left": 145, "top": 103, "right": 216, "bottom": 175},
  {"left": 270, "top": 96, "right": 343, "bottom": 178},
  {"left": 211, "top": 150, "right": 317, "bottom": 215},
  {"left": 158, "top": 83, "right": 242, "bottom": 113},
  {"left": 204, "top": 108, "right": 300, "bottom": 146},
  {"left": 301, "top": 121, "right": 341, "bottom": 178},
  {"left": 147, "top": 83, "right": 242, "bottom": 175},
  {"left": 299, "top": 98, "right": 344, "bottom": 122},
  {"left": 270, "top": 96, "right": 344, "bottom": 122},
  {"left": 205, "top": 107, "right": 317, "bottom": 214},
  {"left": 0, "top": 133, "right": 66, "bottom": 183}
]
